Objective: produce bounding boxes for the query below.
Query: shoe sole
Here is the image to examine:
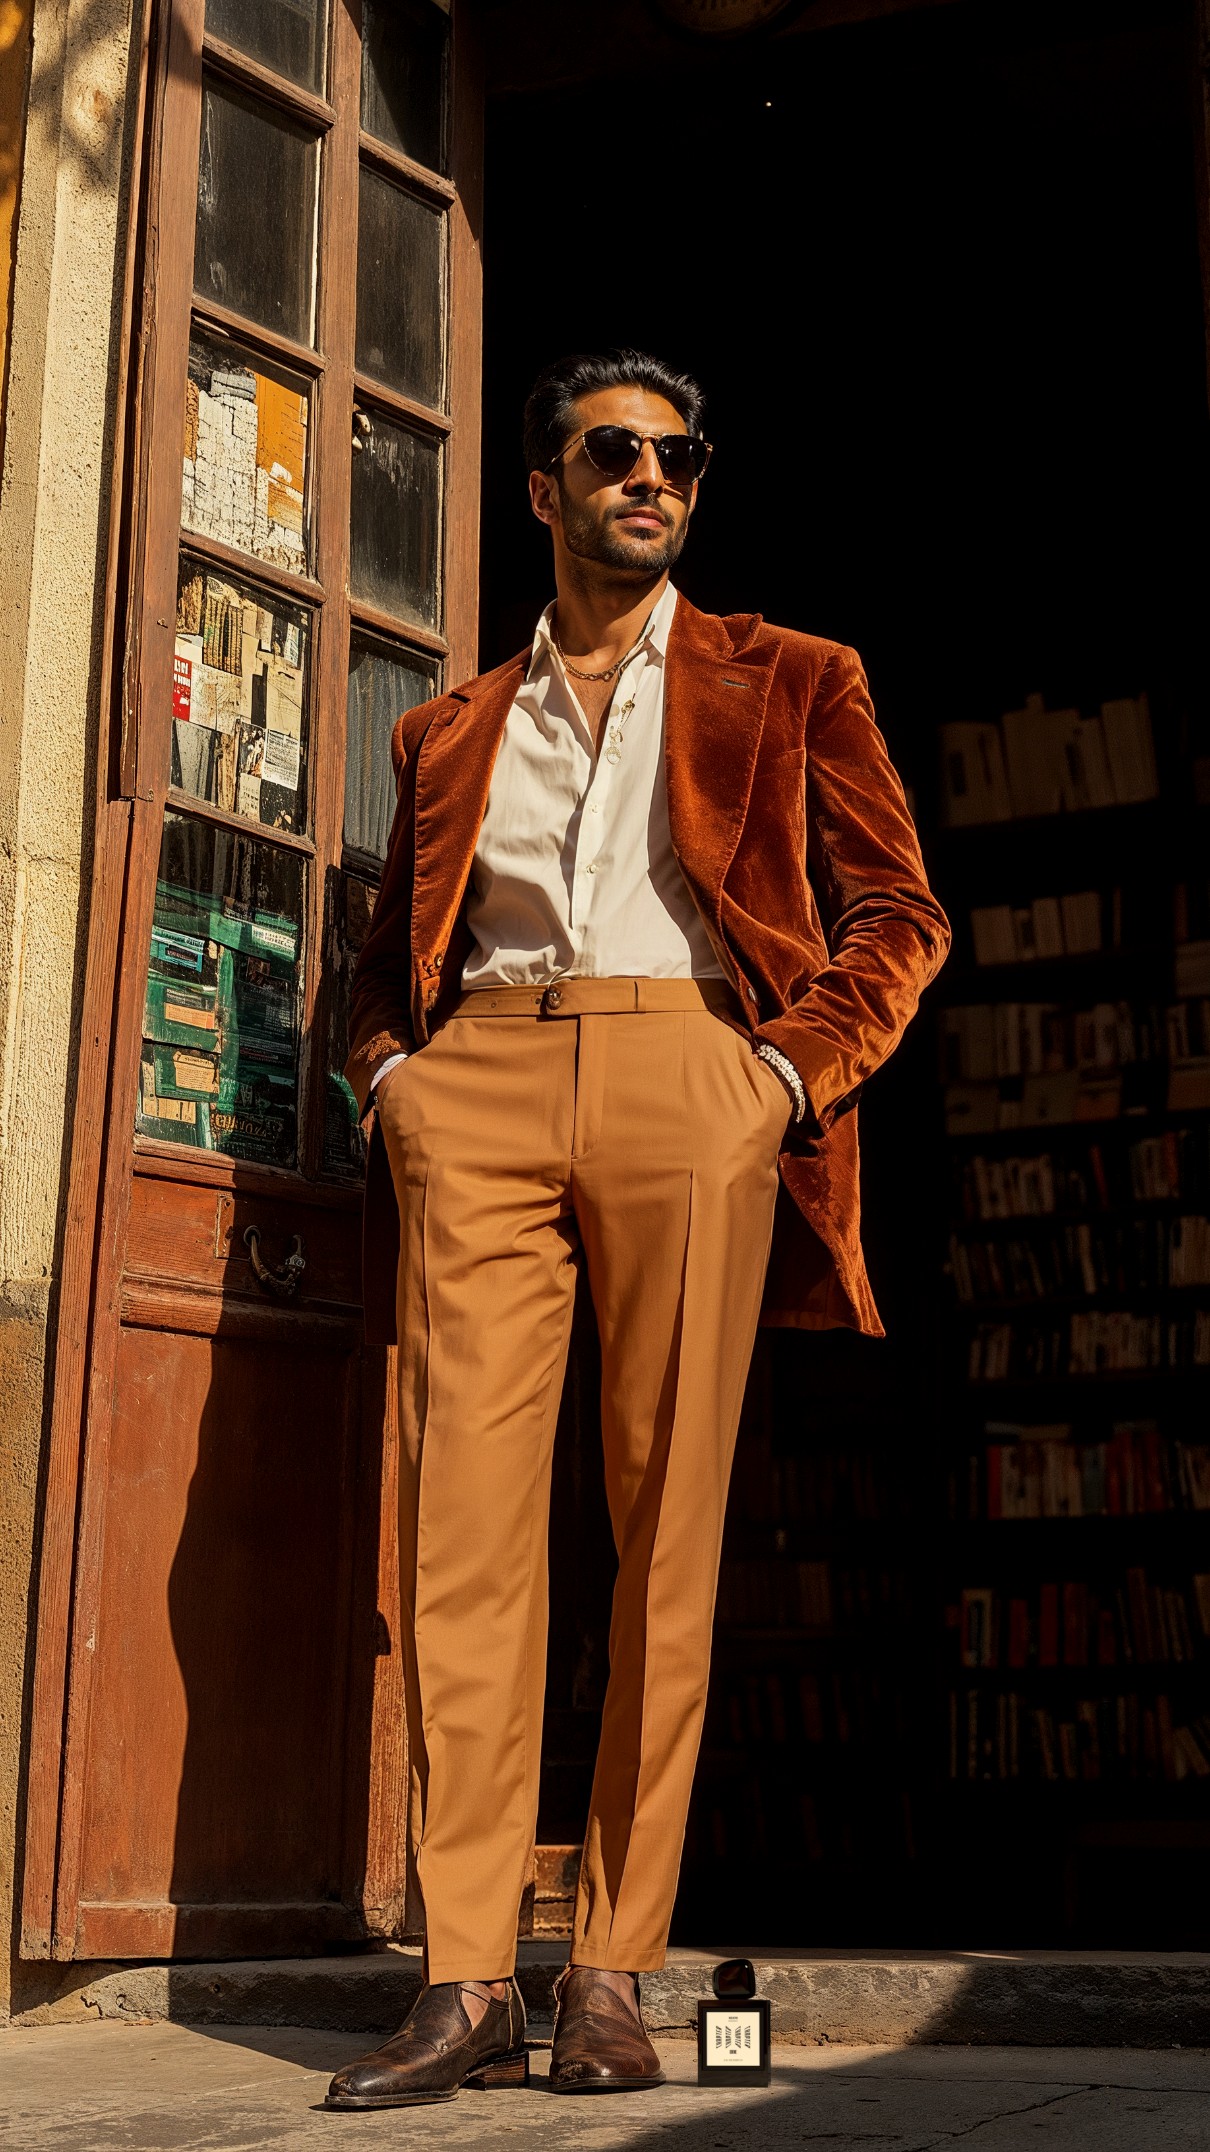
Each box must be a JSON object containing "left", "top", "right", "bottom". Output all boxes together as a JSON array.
[
  {"left": 547, "top": 2071, "right": 667, "bottom": 2093},
  {"left": 324, "top": 2047, "right": 530, "bottom": 2109}
]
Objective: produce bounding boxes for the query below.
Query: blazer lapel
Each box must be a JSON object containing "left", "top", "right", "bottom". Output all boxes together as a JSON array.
[
  {"left": 410, "top": 658, "right": 524, "bottom": 1032},
  {"left": 663, "top": 599, "right": 783, "bottom": 940}
]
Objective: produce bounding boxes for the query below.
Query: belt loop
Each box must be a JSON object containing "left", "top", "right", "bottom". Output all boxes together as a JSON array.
[{"left": 634, "top": 979, "right": 645, "bottom": 1014}]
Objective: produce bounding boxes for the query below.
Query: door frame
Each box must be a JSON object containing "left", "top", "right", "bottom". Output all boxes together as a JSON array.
[{"left": 20, "top": 0, "right": 483, "bottom": 1962}]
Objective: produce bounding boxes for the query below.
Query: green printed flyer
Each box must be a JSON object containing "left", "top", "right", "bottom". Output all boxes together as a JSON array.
[{"left": 137, "top": 816, "right": 304, "bottom": 1167}]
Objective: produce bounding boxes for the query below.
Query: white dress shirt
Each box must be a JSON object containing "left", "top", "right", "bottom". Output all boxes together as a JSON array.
[
  {"left": 369, "top": 583, "right": 727, "bottom": 1097},
  {"left": 462, "top": 583, "right": 724, "bottom": 990}
]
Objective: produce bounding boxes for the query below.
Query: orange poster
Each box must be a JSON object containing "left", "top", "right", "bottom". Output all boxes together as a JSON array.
[{"left": 256, "top": 377, "right": 307, "bottom": 492}]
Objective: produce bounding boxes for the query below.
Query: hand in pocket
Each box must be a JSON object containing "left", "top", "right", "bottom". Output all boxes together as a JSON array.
[{"left": 375, "top": 1058, "right": 408, "bottom": 1108}]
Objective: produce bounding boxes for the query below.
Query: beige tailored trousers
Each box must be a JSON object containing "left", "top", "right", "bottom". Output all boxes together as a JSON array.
[{"left": 377, "top": 977, "right": 790, "bottom": 1981}]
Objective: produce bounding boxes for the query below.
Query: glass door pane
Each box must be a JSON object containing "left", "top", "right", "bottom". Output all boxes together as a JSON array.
[
  {"left": 348, "top": 412, "right": 441, "bottom": 627},
  {"left": 355, "top": 169, "right": 445, "bottom": 408},
  {"left": 173, "top": 555, "right": 312, "bottom": 835},
  {"left": 344, "top": 637, "right": 435, "bottom": 860},
  {"left": 360, "top": 0, "right": 449, "bottom": 173},
  {"left": 137, "top": 811, "right": 305, "bottom": 1168},
  {"left": 195, "top": 78, "right": 321, "bottom": 344},
  {"left": 183, "top": 332, "right": 312, "bottom": 574},
  {"left": 204, "top": 0, "right": 330, "bottom": 95}
]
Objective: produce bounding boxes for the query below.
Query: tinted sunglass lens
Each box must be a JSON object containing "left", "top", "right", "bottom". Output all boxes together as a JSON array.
[
  {"left": 655, "top": 436, "right": 706, "bottom": 483},
  {"left": 579, "top": 427, "right": 709, "bottom": 483},
  {"left": 582, "top": 427, "right": 643, "bottom": 480}
]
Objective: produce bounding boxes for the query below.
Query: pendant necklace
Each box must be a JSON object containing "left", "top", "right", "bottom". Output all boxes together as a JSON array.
[
  {"left": 551, "top": 612, "right": 652, "bottom": 766},
  {"left": 603, "top": 695, "right": 636, "bottom": 766}
]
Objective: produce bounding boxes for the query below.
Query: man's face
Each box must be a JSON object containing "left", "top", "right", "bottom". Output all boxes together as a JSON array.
[{"left": 530, "top": 385, "right": 698, "bottom": 582}]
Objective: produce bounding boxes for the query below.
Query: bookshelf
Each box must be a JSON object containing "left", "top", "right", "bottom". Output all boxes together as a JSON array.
[
  {"left": 930, "top": 692, "right": 1210, "bottom": 1943},
  {"left": 538, "top": 701, "right": 1209, "bottom": 1949}
]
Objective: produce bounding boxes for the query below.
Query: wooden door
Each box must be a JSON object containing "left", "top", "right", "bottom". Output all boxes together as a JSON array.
[{"left": 21, "top": 0, "right": 482, "bottom": 1961}]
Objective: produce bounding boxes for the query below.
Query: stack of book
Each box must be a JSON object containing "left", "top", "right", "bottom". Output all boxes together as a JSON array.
[
  {"left": 941, "top": 996, "right": 1210, "bottom": 1130},
  {"left": 948, "top": 1212, "right": 1210, "bottom": 1303},
  {"left": 964, "top": 1307, "right": 1210, "bottom": 1379},
  {"left": 950, "top": 1569, "right": 1210, "bottom": 1668},
  {"left": 952, "top": 1132, "right": 1209, "bottom": 1218},
  {"left": 948, "top": 1688, "right": 1210, "bottom": 1783},
  {"left": 970, "top": 890, "right": 1103, "bottom": 966},
  {"left": 941, "top": 692, "right": 1158, "bottom": 828},
  {"left": 976, "top": 1424, "right": 1210, "bottom": 1519}
]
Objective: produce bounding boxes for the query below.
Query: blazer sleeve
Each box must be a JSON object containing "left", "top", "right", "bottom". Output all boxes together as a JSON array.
[
  {"left": 755, "top": 643, "right": 950, "bottom": 1130},
  {"left": 343, "top": 710, "right": 423, "bottom": 1117}
]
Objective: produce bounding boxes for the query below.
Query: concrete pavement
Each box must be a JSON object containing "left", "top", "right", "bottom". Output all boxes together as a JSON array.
[{"left": 3, "top": 2021, "right": 1210, "bottom": 2150}]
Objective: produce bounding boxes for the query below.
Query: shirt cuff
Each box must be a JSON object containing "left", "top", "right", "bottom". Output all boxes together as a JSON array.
[{"left": 370, "top": 1052, "right": 408, "bottom": 1094}]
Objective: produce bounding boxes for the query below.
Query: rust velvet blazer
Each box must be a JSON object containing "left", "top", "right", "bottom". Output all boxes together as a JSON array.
[{"left": 345, "top": 593, "right": 950, "bottom": 1344}]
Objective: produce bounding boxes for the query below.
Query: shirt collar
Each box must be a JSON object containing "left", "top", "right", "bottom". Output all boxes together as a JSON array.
[{"left": 530, "top": 581, "right": 678, "bottom": 679}]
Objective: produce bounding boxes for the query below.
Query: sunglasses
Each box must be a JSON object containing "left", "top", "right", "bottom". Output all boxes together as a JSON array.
[{"left": 548, "top": 426, "right": 713, "bottom": 487}]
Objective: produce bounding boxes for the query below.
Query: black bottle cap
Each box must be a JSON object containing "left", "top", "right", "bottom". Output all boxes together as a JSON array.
[{"left": 712, "top": 1957, "right": 757, "bottom": 2000}]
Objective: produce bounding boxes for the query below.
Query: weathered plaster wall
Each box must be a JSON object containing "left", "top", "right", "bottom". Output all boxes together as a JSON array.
[
  {"left": 0, "top": 0, "right": 136, "bottom": 2021},
  {"left": 0, "top": 3, "right": 34, "bottom": 459}
]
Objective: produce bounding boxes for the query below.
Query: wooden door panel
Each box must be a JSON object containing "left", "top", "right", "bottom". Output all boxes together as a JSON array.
[
  {"left": 75, "top": 1322, "right": 365, "bottom": 1957},
  {"left": 126, "top": 1168, "right": 362, "bottom": 1307}
]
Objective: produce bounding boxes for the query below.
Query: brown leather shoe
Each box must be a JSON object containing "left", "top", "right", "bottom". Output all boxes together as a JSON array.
[
  {"left": 547, "top": 1966, "right": 666, "bottom": 2093},
  {"left": 324, "top": 1978, "right": 528, "bottom": 2109}
]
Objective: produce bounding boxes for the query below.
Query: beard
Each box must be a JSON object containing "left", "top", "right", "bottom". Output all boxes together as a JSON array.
[{"left": 557, "top": 484, "right": 689, "bottom": 580}]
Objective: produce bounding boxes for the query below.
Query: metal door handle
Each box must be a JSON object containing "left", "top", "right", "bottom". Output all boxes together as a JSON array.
[{"left": 244, "top": 1225, "right": 306, "bottom": 1298}]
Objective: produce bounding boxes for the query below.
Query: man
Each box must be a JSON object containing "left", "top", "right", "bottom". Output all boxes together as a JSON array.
[{"left": 326, "top": 350, "right": 949, "bottom": 2110}]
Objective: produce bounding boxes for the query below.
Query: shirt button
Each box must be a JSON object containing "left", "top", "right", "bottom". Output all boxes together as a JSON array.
[{"left": 587, "top": 862, "right": 598, "bottom": 874}]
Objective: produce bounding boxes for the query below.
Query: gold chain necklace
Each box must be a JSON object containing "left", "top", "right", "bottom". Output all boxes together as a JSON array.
[{"left": 550, "top": 620, "right": 646, "bottom": 684}]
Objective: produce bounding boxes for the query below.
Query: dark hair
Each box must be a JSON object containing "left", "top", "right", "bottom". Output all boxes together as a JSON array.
[{"left": 522, "top": 348, "right": 706, "bottom": 475}]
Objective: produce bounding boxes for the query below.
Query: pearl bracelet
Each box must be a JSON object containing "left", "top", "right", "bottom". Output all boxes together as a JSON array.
[{"left": 757, "top": 1043, "right": 807, "bottom": 1125}]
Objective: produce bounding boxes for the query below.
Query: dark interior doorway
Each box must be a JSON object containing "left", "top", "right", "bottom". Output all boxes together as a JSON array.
[
  {"left": 480, "top": 0, "right": 1210, "bottom": 1945},
  {"left": 479, "top": 0, "right": 1207, "bottom": 738}
]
